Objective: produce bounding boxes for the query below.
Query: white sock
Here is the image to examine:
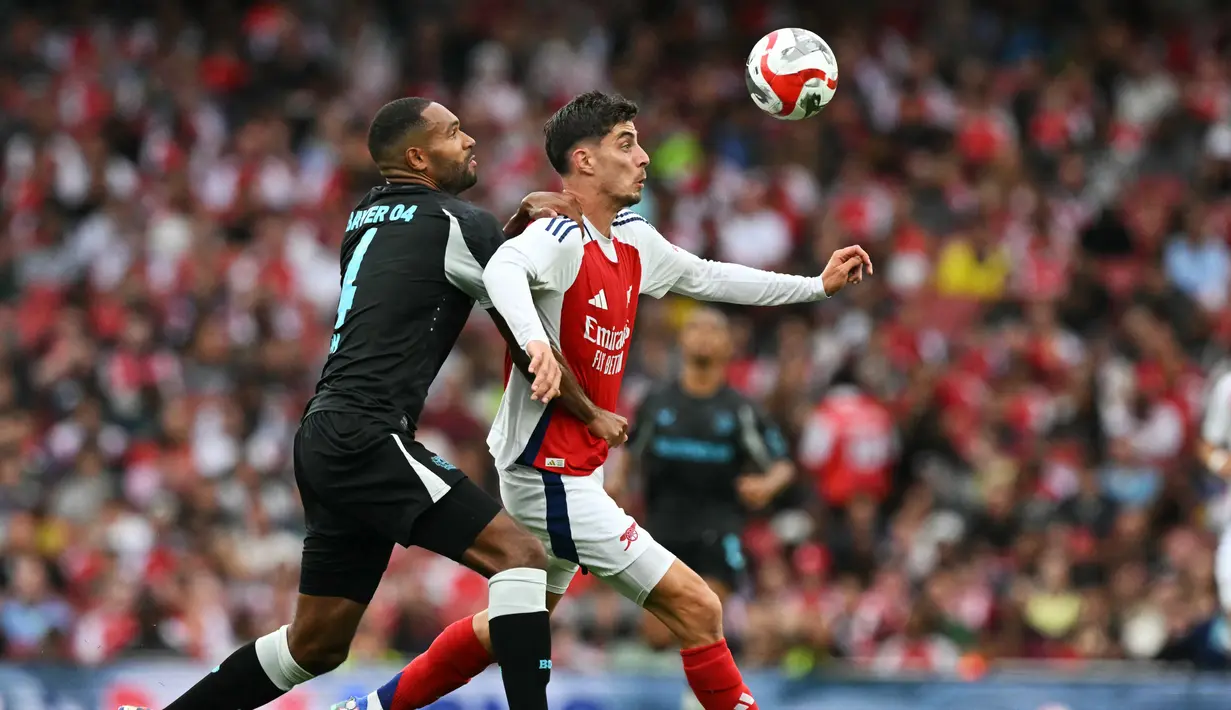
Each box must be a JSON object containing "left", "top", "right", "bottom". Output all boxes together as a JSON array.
[
  {"left": 253, "top": 625, "right": 315, "bottom": 691},
  {"left": 488, "top": 567, "right": 548, "bottom": 619}
]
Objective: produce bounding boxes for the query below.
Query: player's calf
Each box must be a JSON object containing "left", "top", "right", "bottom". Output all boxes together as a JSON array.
[
  {"left": 365, "top": 512, "right": 551, "bottom": 710},
  {"left": 644, "top": 560, "right": 760, "bottom": 710},
  {"left": 464, "top": 513, "right": 553, "bottom": 710},
  {"left": 159, "top": 594, "right": 365, "bottom": 710},
  {"left": 353, "top": 593, "right": 568, "bottom": 710}
]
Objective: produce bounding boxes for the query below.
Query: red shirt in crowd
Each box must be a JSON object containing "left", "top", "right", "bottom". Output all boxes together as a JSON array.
[{"left": 798, "top": 387, "right": 897, "bottom": 507}]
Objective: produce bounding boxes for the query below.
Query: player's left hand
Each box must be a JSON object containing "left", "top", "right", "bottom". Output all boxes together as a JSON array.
[
  {"left": 588, "top": 410, "right": 629, "bottom": 447},
  {"left": 736, "top": 474, "right": 779, "bottom": 510},
  {"left": 820, "top": 244, "right": 873, "bottom": 296},
  {"left": 520, "top": 191, "right": 584, "bottom": 225},
  {"left": 526, "top": 340, "right": 563, "bottom": 403}
]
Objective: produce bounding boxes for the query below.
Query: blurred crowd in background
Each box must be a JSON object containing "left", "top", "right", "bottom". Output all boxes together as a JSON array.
[{"left": 5, "top": 0, "right": 1231, "bottom": 679}]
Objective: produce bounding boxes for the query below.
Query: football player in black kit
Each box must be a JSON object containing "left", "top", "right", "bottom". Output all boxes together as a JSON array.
[
  {"left": 129, "top": 98, "right": 626, "bottom": 710},
  {"left": 610, "top": 307, "right": 793, "bottom": 608}
]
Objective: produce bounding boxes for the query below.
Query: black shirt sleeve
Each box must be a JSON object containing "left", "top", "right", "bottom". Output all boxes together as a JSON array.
[
  {"left": 626, "top": 388, "right": 661, "bottom": 458},
  {"left": 734, "top": 398, "right": 791, "bottom": 471},
  {"left": 443, "top": 204, "right": 506, "bottom": 308}
]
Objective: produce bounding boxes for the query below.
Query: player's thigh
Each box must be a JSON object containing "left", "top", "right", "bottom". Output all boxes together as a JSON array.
[
  {"left": 296, "top": 413, "right": 466, "bottom": 549},
  {"left": 408, "top": 474, "right": 548, "bottom": 577},
  {"left": 294, "top": 424, "right": 396, "bottom": 606},
  {"left": 502, "top": 464, "right": 675, "bottom": 605},
  {"left": 497, "top": 464, "right": 588, "bottom": 596}
]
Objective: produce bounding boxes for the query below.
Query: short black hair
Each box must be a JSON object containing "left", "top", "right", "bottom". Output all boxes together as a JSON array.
[
  {"left": 543, "top": 91, "right": 639, "bottom": 175},
  {"left": 367, "top": 97, "right": 433, "bottom": 164}
]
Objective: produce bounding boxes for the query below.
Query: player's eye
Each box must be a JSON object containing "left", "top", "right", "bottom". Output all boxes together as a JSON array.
[{"left": 622, "top": 143, "right": 632, "bottom": 151}]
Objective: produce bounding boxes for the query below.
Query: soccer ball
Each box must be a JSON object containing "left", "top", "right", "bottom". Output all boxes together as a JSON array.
[{"left": 744, "top": 28, "right": 839, "bottom": 121}]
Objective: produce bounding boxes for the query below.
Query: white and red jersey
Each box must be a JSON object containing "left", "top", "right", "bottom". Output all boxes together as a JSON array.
[
  {"left": 483, "top": 210, "right": 829, "bottom": 476},
  {"left": 798, "top": 386, "right": 897, "bottom": 506}
]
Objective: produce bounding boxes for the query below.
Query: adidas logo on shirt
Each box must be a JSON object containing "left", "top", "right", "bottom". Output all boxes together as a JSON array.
[{"left": 588, "top": 289, "right": 609, "bottom": 310}]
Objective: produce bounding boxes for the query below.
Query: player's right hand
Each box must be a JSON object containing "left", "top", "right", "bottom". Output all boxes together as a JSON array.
[
  {"left": 820, "top": 244, "right": 873, "bottom": 296},
  {"left": 526, "top": 340, "right": 562, "bottom": 403},
  {"left": 588, "top": 410, "right": 629, "bottom": 447},
  {"left": 520, "top": 191, "right": 584, "bottom": 225}
]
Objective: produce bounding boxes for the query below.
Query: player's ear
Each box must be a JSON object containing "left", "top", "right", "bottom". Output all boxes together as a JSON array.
[
  {"left": 404, "top": 145, "right": 430, "bottom": 172},
  {"left": 572, "top": 145, "right": 595, "bottom": 176}
]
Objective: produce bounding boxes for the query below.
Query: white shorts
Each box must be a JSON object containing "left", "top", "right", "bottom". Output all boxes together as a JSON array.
[
  {"left": 1217, "top": 528, "right": 1231, "bottom": 611},
  {"left": 499, "top": 463, "right": 676, "bottom": 605}
]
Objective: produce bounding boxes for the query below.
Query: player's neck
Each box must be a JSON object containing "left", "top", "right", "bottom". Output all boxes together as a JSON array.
[
  {"left": 680, "top": 365, "right": 725, "bottom": 397},
  {"left": 564, "top": 185, "right": 619, "bottom": 237},
  {"left": 382, "top": 170, "right": 443, "bottom": 192}
]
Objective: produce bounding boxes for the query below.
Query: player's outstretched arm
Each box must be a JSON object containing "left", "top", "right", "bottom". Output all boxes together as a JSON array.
[
  {"left": 634, "top": 221, "right": 873, "bottom": 305},
  {"left": 669, "top": 245, "right": 872, "bottom": 305}
]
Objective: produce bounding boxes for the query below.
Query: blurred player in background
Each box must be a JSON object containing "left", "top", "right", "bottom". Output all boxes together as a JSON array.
[
  {"left": 346, "top": 90, "right": 871, "bottom": 710},
  {"left": 608, "top": 306, "right": 793, "bottom": 636}
]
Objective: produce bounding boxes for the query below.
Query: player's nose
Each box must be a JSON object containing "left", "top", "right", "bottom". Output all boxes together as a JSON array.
[
  {"left": 461, "top": 131, "right": 476, "bottom": 150},
  {"left": 635, "top": 145, "right": 650, "bottom": 167}
]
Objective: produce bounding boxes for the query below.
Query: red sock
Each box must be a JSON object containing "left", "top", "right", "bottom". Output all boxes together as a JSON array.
[
  {"left": 680, "top": 639, "right": 759, "bottom": 710},
  {"left": 386, "top": 615, "right": 494, "bottom": 709}
]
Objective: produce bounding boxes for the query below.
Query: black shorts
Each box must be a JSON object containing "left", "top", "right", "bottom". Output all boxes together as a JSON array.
[
  {"left": 660, "top": 530, "right": 748, "bottom": 592},
  {"left": 293, "top": 411, "right": 501, "bottom": 604}
]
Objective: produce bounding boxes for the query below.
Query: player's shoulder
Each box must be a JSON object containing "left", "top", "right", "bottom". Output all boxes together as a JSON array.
[
  {"left": 722, "top": 385, "right": 758, "bottom": 407},
  {"left": 432, "top": 194, "right": 499, "bottom": 232},
  {"left": 518, "top": 216, "right": 585, "bottom": 245},
  {"left": 613, "top": 208, "right": 651, "bottom": 229},
  {"left": 611, "top": 209, "right": 660, "bottom": 240},
  {"left": 639, "top": 379, "right": 682, "bottom": 407}
]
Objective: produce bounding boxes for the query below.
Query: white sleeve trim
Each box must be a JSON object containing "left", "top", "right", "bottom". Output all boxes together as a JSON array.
[{"left": 440, "top": 208, "right": 491, "bottom": 309}]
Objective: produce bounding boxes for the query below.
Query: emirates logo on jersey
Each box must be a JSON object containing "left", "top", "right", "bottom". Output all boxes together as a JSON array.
[
  {"left": 584, "top": 315, "right": 630, "bottom": 376},
  {"left": 620, "top": 522, "right": 639, "bottom": 551}
]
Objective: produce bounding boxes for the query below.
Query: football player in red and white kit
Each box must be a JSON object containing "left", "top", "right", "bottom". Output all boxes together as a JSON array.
[{"left": 354, "top": 91, "right": 871, "bottom": 710}]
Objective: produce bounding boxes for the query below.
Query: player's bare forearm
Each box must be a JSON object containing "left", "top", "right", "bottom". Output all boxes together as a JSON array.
[
  {"left": 487, "top": 308, "right": 600, "bottom": 423},
  {"left": 504, "top": 192, "right": 584, "bottom": 237},
  {"left": 503, "top": 210, "right": 530, "bottom": 238}
]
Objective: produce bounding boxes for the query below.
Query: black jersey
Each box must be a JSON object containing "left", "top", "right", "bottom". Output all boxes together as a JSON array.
[
  {"left": 628, "top": 381, "right": 790, "bottom": 539},
  {"left": 303, "top": 184, "right": 503, "bottom": 433}
]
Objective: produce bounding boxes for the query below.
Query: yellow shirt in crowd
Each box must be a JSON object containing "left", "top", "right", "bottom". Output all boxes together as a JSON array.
[{"left": 934, "top": 239, "right": 1010, "bottom": 300}]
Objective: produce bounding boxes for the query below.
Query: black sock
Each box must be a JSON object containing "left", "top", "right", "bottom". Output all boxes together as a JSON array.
[
  {"left": 164, "top": 641, "right": 286, "bottom": 710},
  {"left": 489, "top": 610, "right": 552, "bottom": 710}
]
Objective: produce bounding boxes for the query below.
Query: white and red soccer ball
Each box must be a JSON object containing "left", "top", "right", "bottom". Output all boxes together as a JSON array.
[{"left": 745, "top": 28, "right": 839, "bottom": 121}]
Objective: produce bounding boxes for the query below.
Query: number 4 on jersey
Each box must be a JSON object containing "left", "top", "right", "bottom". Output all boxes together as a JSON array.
[{"left": 330, "top": 226, "right": 380, "bottom": 354}]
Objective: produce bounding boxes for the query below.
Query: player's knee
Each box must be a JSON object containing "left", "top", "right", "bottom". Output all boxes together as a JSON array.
[
  {"left": 286, "top": 623, "right": 351, "bottom": 676},
  {"left": 679, "top": 582, "right": 724, "bottom": 643},
  {"left": 495, "top": 530, "right": 549, "bottom": 572},
  {"left": 654, "top": 569, "right": 724, "bottom": 647}
]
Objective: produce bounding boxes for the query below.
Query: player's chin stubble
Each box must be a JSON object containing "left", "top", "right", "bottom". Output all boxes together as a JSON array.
[{"left": 446, "top": 162, "right": 478, "bottom": 195}]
